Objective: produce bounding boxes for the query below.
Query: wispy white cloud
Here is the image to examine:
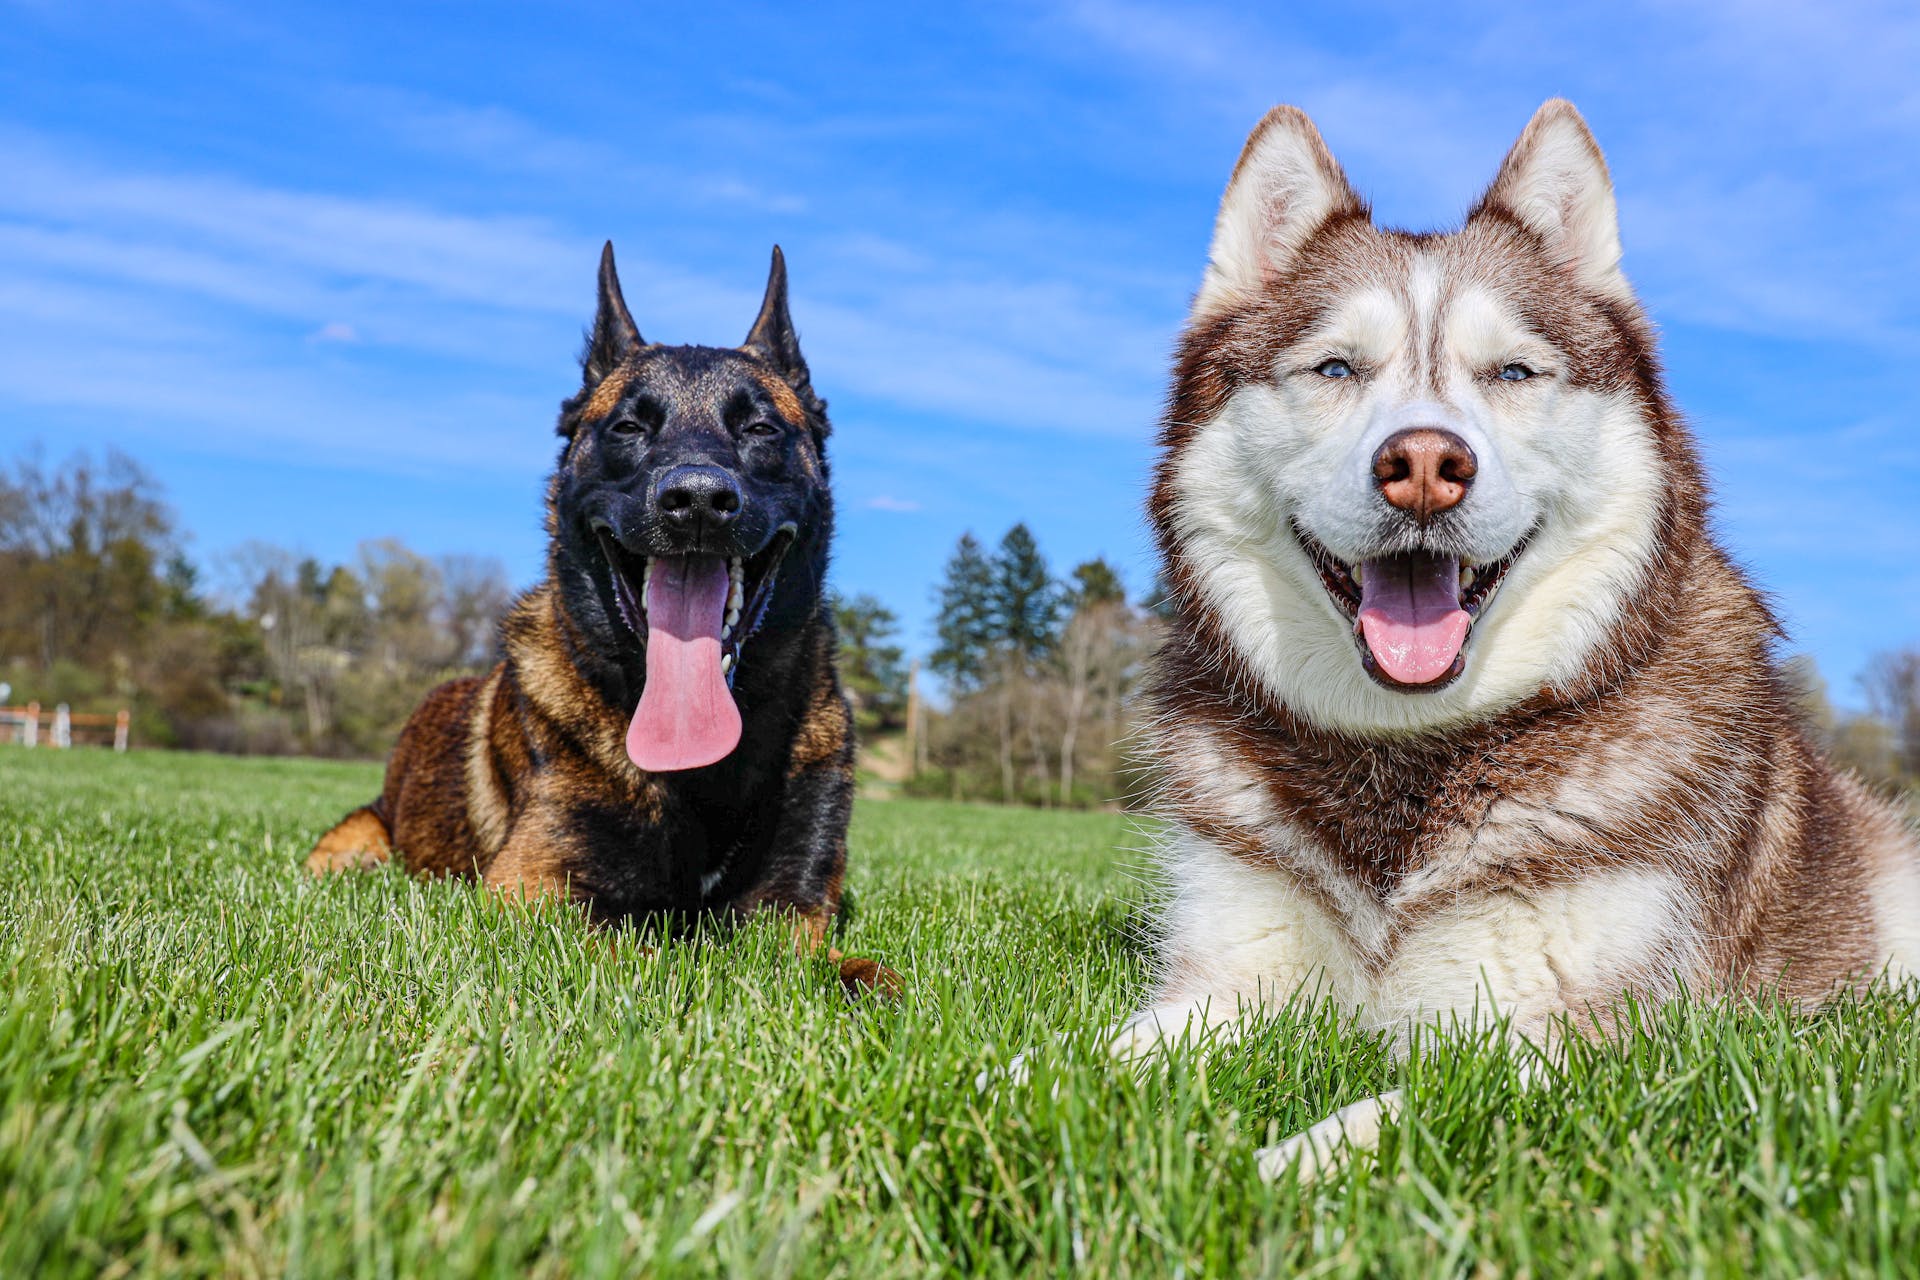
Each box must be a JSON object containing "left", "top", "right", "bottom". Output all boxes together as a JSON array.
[
  {"left": 0, "top": 127, "right": 587, "bottom": 314},
  {"left": 1054, "top": 0, "right": 1920, "bottom": 352},
  {"left": 1051, "top": 0, "right": 1514, "bottom": 207},
  {"left": 0, "top": 119, "right": 1172, "bottom": 491},
  {"left": 329, "top": 87, "right": 815, "bottom": 215},
  {"left": 331, "top": 87, "right": 621, "bottom": 177}
]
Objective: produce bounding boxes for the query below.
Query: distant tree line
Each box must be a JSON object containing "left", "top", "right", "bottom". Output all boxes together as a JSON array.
[
  {"left": 0, "top": 448, "right": 511, "bottom": 756},
  {"left": 1784, "top": 653, "right": 1920, "bottom": 797},
  {"left": 912, "top": 524, "right": 1160, "bottom": 807},
  {"left": 5, "top": 445, "right": 1918, "bottom": 809}
]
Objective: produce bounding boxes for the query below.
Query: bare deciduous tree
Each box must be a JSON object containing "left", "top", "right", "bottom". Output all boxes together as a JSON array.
[{"left": 1863, "top": 649, "right": 1920, "bottom": 783}]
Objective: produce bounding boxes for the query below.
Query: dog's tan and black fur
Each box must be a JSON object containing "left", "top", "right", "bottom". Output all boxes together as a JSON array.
[{"left": 307, "top": 244, "right": 891, "bottom": 993}]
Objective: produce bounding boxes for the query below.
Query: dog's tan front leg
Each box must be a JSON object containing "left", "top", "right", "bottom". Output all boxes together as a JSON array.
[
  {"left": 481, "top": 824, "right": 578, "bottom": 905},
  {"left": 306, "top": 805, "right": 393, "bottom": 876}
]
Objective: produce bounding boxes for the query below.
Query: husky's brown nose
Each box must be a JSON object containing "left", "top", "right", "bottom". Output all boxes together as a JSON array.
[{"left": 1373, "top": 428, "right": 1477, "bottom": 523}]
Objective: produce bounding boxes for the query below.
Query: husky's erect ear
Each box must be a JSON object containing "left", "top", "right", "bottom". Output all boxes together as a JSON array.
[
  {"left": 584, "top": 241, "right": 642, "bottom": 383},
  {"left": 1193, "top": 106, "right": 1366, "bottom": 319},
  {"left": 742, "top": 245, "right": 814, "bottom": 390},
  {"left": 1473, "top": 100, "right": 1629, "bottom": 300}
]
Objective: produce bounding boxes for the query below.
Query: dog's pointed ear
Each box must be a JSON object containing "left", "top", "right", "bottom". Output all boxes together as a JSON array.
[
  {"left": 1193, "top": 106, "right": 1366, "bottom": 319},
  {"left": 1472, "top": 100, "right": 1628, "bottom": 300},
  {"left": 742, "top": 245, "right": 810, "bottom": 383},
  {"left": 585, "top": 240, "right": 642, "bottom": 383}
]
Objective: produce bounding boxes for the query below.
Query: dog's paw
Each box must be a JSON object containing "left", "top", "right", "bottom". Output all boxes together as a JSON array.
[
  {"left": 304, "top": 845, "right": 389, "bottom": 876},
  {"left": 835, "top": 955, "right": 903, "bottom": 999},
  {"left": 974, "top": 1049, "right": 1033, "bottom": 1095},
  {"left": 1255, "top": 1125, "right": 1347, "bottom": 1185},
  {"left": 1105, "top": 1012, "right": 1171, "bottom": 1065},
  {"left": 1256, "top": 1089, "right": 1403, "bottom": 1185},
  {"left": 304, "top": 806, "right": 392, "bottom": 877}
]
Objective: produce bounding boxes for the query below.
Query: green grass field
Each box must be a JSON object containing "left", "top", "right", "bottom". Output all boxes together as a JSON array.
[{"left": 3, "top": 748, "right": 1917, "bottom": 1277}]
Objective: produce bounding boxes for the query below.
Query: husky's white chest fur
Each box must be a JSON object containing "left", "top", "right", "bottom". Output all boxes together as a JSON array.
[
  {"left": 1123, "top": 98, "right": 1920, "bottom": 1176},
  {"left": 1133, "top": 789, "right": 1706, "bottom": 1058}
]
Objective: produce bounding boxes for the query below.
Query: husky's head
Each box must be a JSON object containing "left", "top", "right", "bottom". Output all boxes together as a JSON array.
[{"left": 1153, "top": 99, "right": 1700, "bottom": 737}]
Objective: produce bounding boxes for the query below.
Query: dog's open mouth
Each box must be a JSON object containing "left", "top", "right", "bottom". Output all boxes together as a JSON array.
[
  {"left": 1292, "top": 521, "right": 1527, "bottom": 692},
  {"left": 592, "top": 523, "right": 796, "bottom": 772}
]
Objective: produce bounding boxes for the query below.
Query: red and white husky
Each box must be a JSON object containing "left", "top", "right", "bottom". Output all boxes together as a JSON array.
[{"left": 1131, "top": 99, "right": 1920, "bottom": 1177}]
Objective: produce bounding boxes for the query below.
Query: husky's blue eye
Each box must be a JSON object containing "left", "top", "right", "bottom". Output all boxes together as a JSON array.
[
  {"left": 1315, "top": 359, "right": 1354, "bottom": 379},
  {"left": 1498, "top": 363, "right": 1535, "bottom": 381}
]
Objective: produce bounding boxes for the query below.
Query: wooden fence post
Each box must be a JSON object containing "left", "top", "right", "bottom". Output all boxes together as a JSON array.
[{"left": 115, "top": 709, "right": 131, "bottom": 752}]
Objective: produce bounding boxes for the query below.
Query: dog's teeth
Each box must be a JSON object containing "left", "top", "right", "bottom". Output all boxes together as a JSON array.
[
  {"left": 722, "top": 623, "right": 732, "bottom": 640},
  {"left": 725, "top": 606, "right": 740, "bottom": 629},
  {"left": 1460, "top": 566, "right": 1475, "bottom": 590},
  {"left": 720, "top": 653, "right": 734, "bottom": 674},
  {"left": 1352, "top": 564, "right": 1364, "bottom": 587}
]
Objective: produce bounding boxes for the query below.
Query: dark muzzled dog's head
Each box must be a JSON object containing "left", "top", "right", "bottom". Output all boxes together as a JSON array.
[{"left": 552, "top": 243, "right": 832, "bottom": 773}]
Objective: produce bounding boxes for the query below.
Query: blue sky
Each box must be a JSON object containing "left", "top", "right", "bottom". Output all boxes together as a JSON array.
[{"left": 2, "top": 1, "right": 1916, "bottom": 703}]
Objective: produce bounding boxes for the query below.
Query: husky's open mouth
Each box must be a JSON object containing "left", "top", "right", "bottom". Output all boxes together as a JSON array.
[
  {"left": 592, "top": 522, "right": 796, "bottom": 772},
  {"left": 1292, "top": 521, "right": 1528, "bottom": 692}
]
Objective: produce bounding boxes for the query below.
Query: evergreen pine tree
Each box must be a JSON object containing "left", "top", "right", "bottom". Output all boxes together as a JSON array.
[
  {"left": 992, "top": 523, "right": 1060, "bottom": 664},
  {"left": 1068, "top": 557, "right": 1126, "bottom": 610},
  {"left": 831, "top": 590, "right": 908, "bottom": 731},
  {"left": 929, "top": 532, "right": 997, "bottom": 691}
]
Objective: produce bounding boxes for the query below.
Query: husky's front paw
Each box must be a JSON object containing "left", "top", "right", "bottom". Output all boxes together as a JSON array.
[
  {"left": 977, "top": 999, "right": 1235, "bottom": 1096},
  {"left": 1105, "top": 1011, "right": 1172, "bottom": 1064},
  {"left": 974, "top": 1049, "right": 1033, "bottom": 1094},
  {"left": 1256, "top": 1089, "right": 1403, "bottom": 1184},
  {"left": 1256, "top": 1123, "right": 1351, "bottom": 1184}
]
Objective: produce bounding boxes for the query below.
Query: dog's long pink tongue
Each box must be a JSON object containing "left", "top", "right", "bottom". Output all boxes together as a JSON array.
[
  {"left": 1357, "top": 553, "right": 1470, "bottom": 686},
  {"left": 628, "top": 553, "right": 741, "bottom": 772}
]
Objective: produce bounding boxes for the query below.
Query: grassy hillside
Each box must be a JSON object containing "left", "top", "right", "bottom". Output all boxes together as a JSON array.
[{"left": 2, "top": 747, "right": 1916, "bottom": 1277}]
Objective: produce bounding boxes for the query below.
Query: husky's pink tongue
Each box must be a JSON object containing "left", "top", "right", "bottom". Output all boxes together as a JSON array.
[
  {"left": 1357, "top": 553, "right": 1470, "bottom": 686},
  {"left": 627, "top": 553, "right": 741, "bottom": 772}
]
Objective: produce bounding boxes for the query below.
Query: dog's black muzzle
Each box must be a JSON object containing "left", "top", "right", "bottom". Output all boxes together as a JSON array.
[
  {"left": 587, "top": 467, "right": 773, "bottom": 563},
  {"left": 584, "top": 471, "right": 801, "bottom": 685}
]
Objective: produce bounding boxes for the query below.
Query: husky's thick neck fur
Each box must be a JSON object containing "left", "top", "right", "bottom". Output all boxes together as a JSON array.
[{"left": 1132, "top": 99, "right": 1919, "bottom": 1063}]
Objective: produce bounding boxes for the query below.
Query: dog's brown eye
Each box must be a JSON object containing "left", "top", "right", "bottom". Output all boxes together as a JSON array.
[
  {"left": 743, "top": 421, "right": 780, "bottom": 437},
  {"left": 609, "top": 418, "right": 644, "bottom": 435}
]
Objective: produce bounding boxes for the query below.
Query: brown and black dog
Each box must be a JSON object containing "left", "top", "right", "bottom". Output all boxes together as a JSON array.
[{"left": 307, "top": 243, "right": 894, "bottom": 993}]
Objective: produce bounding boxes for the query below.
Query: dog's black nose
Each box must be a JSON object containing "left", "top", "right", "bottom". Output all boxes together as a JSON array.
[{"left": 655, "top": 464, "right": 743, "bottom": 533}]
